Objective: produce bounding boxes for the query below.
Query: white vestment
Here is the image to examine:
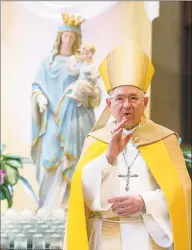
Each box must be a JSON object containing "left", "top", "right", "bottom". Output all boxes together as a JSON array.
[{"left": 82, "top": 129, "right": 174, "bottom": 250}]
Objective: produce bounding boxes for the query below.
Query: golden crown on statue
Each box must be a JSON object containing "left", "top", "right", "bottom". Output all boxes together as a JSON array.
[{"left": 62, "top": 13, "right": 85, "bottom": 26}]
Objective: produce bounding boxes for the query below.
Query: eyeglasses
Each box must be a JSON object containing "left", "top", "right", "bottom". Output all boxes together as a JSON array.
[{"left": 109, "top": 95, "right": 144, "bottom": 104}]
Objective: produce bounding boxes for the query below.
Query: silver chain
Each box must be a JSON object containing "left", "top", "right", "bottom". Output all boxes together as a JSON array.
[{"left": 120, "top": 149, "right": 139, "bottom": 192}]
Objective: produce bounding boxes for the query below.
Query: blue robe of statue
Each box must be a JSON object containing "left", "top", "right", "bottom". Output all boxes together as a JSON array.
[{"left": 31, "top": 55, "right": 96, "bottom": 208}]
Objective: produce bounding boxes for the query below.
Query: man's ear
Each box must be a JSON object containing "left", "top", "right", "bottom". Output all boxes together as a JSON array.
[
  {"left": 106, "top": 98, "right": 111, "bottom": 108},
  {"left": 144, "top": 96, "right": 149, "bottom": 109}
]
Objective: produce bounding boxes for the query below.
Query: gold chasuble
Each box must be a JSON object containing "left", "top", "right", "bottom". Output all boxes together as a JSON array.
[
  {"left": 66, "top": 121, "right": 191, "bottom": 250},
  {"left": 66, "top": 40, "right": 191, "bottom": 250}
]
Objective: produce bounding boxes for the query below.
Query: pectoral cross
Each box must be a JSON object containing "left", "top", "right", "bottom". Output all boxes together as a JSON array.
[
  {"left": 118, "top": 150, "right": 139, "bottom": 192},
  {"left": 118, "top": 172, "right": 138, "bottom": 192}
]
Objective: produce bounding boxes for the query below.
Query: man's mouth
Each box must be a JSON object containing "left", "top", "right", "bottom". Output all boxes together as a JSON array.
[{"left": 123, "top": 113, "right": 133, "bottom": 117}]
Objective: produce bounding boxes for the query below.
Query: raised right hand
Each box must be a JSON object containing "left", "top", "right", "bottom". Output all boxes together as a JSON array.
[{"left": 106, "top": 118, "right": 132, "bottom": 165}]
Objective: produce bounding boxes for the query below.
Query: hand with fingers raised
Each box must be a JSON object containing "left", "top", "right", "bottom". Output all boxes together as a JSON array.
[{"left": 106, "top": 117, "right": 132, "bottom": 165}]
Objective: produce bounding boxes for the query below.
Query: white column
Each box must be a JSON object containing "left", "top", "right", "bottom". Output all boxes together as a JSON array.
[{"left": 144, "top": 1, "right": 160, "bottom": 119}]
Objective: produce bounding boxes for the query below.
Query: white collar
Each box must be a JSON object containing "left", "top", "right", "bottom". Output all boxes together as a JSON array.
[{"left": 123, "top": 126, "right": 137, "bottom": 135}]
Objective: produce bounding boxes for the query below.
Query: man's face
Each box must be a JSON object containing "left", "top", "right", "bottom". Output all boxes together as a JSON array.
[{"left": 106, "top": 86, "right": 148, "bottom": 129}]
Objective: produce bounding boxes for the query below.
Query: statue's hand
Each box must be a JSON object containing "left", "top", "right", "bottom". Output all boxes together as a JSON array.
[
  {"left": 36, "top": 94, "right": 48, "bottom": 113},
  {"left": 39, "top": 104, "right": 47, "bottom": 113},
  {"left": 68, "top": 64, "right": 79, "bottom": 76}
]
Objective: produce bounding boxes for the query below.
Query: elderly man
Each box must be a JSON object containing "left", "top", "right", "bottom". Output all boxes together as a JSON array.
[{"left": 65, "top": 40, "right": 191, "bottom": 250}]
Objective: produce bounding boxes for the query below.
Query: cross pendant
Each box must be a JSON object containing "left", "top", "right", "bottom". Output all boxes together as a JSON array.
[{"left": 118, "top": 172, "right": 138, "bottom": 192}]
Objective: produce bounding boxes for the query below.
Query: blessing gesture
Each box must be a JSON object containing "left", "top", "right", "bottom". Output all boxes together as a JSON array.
[{"left": 106, "top": 117, "right": 132, "bottom": 165}]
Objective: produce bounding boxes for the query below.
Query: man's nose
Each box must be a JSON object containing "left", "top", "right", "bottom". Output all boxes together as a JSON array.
[{"left": 123, "top": 97, "right": 132, "bottom": 108}]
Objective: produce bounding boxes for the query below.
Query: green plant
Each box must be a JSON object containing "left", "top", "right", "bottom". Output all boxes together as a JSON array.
[
  {"left": 179, "top": 138, "right": 192, "bottom": 179},
  {"left": 182, "top": 147, "right": 192, "bottom": 179},
  {"left": 0, "top": 143, "right": 38, "bottom": 208}
]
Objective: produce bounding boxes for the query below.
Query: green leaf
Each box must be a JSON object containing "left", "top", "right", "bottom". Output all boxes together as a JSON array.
[
  {"left": 0, "top": 161, "right": 6, "bottom": 170},
  {"left": 7, "top": 184, "right": 13, "bottom": 196},
  {"left": 2, "top": 185, "right": 13, "bottom": 208},
  {"left": 3, "top": 154, "right": 22, "bottom": 161},
  {"left": 0, "top": 185, "right": 13, "bottom": 208},
  {"left": 185, "top": 158, "right": 192, "bottom": 163},
  {"left": 184, "top": 156, "right": 191, "bottom": 161},
  {"left": 4, "top": 164, "right": 19, "bottom": 186},
  {"left": 186, "top": 162, "right": 192, "bottom": 168},
  {"left": 0, "top": 187, "right": 6, "bottom": 200},
  {"left": 8, "top": 198, "right": 13, "bottom": 208},
  {"left": 0, "top": 143, "right": 6, "bottom": 154},
  {"left": 4, "top": 159, "right": 23, "bottom": 169}
]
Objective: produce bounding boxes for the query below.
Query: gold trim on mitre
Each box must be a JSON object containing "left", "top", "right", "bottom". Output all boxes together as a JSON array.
[
  {"left": 98, "top": 39, "right": 155, "bottom": 93},
  {"left": 62, "top": 13, "right": 85, "bottom": 26}
]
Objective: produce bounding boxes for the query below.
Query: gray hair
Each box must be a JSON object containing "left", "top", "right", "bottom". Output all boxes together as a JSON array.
[{"left": 108, "top": 86, "right": 145, "bottom": 97}]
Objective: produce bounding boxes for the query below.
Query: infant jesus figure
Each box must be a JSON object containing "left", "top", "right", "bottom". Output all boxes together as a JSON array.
[{"left": 66, "top": 44, "right": 101, "bottom": 108}]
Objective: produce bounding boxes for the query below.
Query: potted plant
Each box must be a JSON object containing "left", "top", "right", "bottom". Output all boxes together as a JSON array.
[{"left": 0, "top": 143, "right": 38, "bottom": 208}]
